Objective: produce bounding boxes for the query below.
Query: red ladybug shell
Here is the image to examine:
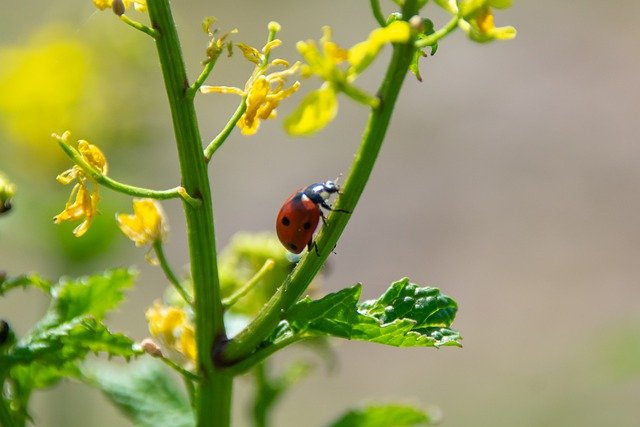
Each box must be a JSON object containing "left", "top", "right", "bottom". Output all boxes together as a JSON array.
[{"left": 276, "top": 191, "right": 321, "bottom": 254}]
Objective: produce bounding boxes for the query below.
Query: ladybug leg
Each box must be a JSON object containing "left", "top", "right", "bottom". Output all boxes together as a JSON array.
[
  {"left": 319, "top": 209, "right": 328, "bottom": 226},
  {"left": 320, "top": 201, "right": 351, "bottom": 214},
  {"left": 308, "top": 239, "right": 320, "bottom": 256}
]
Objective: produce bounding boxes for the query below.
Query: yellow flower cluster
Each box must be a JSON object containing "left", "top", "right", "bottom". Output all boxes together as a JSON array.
[
  {"left": 200, "top": 23, "right": 300, "bottom": 136},
  {"left": 285, "top": 21, "right": 411, "bottom": 136},
  {"left": 53, "top": 132, "right": 108, "bottom": 237},
  {"left": 146, "top": 301, "right": 196, "bottom": 363}
]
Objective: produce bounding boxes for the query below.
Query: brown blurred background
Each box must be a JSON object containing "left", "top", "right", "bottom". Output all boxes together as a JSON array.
[{"left": 1, "top": 1, "right": 640, "bottom": 426}]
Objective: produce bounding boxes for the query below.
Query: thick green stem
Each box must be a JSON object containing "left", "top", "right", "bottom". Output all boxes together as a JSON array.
[
  {"left": 222, "top": 0, "right": 420, "bottom": 363},
  {"left": 146, "top": 1, "right": 230, "bottom": 426}
]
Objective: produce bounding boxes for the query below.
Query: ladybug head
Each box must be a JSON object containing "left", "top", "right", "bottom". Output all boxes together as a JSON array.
[{"left": 322, "top": 180, "right": 340, "bottom": 195}]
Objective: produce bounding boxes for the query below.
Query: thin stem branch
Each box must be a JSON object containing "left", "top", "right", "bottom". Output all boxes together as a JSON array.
[
  {"left": 120, "top": 14, "right": 159, "bottom": 38},
  {"left": 222, "top": 0, "right": 420, "bottom": 363},
  {"left": 187, "top": 60, "right": 216, "bottom": 100},
  {"left": 370, "top": 0, "right": 387, "bottom": 26},
  {"left": 55, "top": 135, "right": 193, "bottom": 203},
  {"left": 415, "top": 15, "right": 460, "bottom": 48},
  {"left": 153, "top": 241, "right": 193, "bottom": 306},
  {"left": 223, "top": 335, "right": 301, "bottom": 377},
  {"left": 222, "top": 259, "right": 275, "bottom": 309},
  {"left": 159, "top": 356, "right": 201, "bottom": 382},
  {"left": 204, "top": 99, "right": 247, "bottom": 161},
  {"left": 340, "top": 82, "right": 380, "bottom": 108}
]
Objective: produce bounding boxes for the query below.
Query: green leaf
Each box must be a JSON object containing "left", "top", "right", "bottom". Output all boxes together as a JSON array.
[
  {"left": 0, "top": 273, "right": 51, "bottom": 296},
  {"left": 51, "top": 268, "right": 137, "bottom": 323},
  {"left": 85, "top": 360, "right": 194, "bottom": 427},
  {"left": 280, "top": 278, "right": 461, "bottom": 348},
  {"left": 5, "top": 317, "right": 139, "bottom": 368},
  {"left": 328, "top": 403, "right": 433, "bottom": 427}
]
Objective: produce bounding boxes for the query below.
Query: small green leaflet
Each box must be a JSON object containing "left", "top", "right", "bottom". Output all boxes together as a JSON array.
[
  {"left": 51, "top": 267, "right": 137, "bottom": 323},
  {"left": 276, "top": 278, "right": 461, "bottom": 348},
  {"left": 328, "top": 403, "right": 433, "bottom": 427},
  {"left": 0, "top": 273, "right": 51, "bottom": 296}
]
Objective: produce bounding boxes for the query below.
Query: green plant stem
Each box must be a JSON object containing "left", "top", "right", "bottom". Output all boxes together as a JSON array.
[
  {"left": 252, "top": 362, "right": 273, "bottom": 427},
  {"left": 120, "top": 14, "right": 159, "bottom": 38},
  {"left": 340, "top": 82, "right": 380, "bottom": 108},
  {"left": 222, "top": 259, "right": 275, "bottom": 309},
  {"left": 204, "top": 99, "right": 247, "bottom": 161},
  {"left": 55, "top": 137, "right": 191, "bottom": 203},
  {"left": 187, "top": 60, "right": 216, "bottom": 100},
  {"left": 415, "top": 15, "right": 460, "bottom": 48},
  {"left": 146, "top": 1, "right": 230, "bottom": 427},
  {"left": 0, "top": 393, "right": 17, "bottom": 427},
  {"left": 370, "top": 0, "right": 387, "bottom": 26},
  {"left": 159, "top": 355, "right": 201, "bottom": 382},
  {"left": 223, "top": 335, "right": 300, "bottom": 377},
  {"left": 222, "top": 0, "right": 420, "bottom": 364},
  {"left": 153, "top": 241, "right": 193, "bottom": 306}
]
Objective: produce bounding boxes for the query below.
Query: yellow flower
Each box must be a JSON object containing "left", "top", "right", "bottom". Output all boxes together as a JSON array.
[
  {"left": 53, "top": 182, "right": 99, "bottom": 237},
  {"left": 200, "top": 25, "right": 300, "bottom": 136},
  {"left": 53, "top": 132, "right": 107, "bottom": 237},
  {"left": 116, "top": 198, "right": 167, "bottom": 247},
  {"left": 462, "top": 5, "right": 516, "bottom": 42},
  {"left": 285, "top": 22, "right": 411, "bottom": 136},
  {"left": 146, "top": 301, "right": 196, "bottom": 363},
  {"left": 92, "top": 0, "right": 147, "bottom": 12}
]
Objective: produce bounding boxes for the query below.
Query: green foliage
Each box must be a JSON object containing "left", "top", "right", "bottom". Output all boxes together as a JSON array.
[
  {"left": 0, "top": 273, "right": 51, "bottom": 296},
  {"left": 0, "top": 269, "right": 139, "bottom": 423},
  {"left": 328, "top": 403, "right": 433, "bottom": 427},
  {"left": 273, "top": 278, "right": 461, "bottom": 348},
  {"left": 51, "top": 268, "right": 135, "bottom": 323},
  {"left": 85, "top": 360, "right": 194, "bottom": 427}
]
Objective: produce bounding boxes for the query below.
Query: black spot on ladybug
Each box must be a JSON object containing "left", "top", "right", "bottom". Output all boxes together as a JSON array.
[
  {"left": 302, "top": 222, "right": 311, "bottom": 230},
  {"left": 288, "top": 243, "right": 298, "bottom": 251},
  {"left": 281, "top": 216, "right": 290, "bottom": 226}
]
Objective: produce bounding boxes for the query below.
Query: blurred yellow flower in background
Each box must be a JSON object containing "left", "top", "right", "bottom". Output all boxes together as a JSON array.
[
  {"left": 0, "top": 28, "right": 94, "bottom": 167},
  {"left": 146, "top": 301, "right": 196, "bottom": 364}
]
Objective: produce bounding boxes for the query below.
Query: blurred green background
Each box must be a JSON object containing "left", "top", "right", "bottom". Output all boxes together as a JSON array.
[{"left": 1, "top": 1, "right": 640, "bottom": 426}]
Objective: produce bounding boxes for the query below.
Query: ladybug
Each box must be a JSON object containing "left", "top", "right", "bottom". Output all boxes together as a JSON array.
[{"left": 276, "top": 181, "right": 345, "bottom": 254}]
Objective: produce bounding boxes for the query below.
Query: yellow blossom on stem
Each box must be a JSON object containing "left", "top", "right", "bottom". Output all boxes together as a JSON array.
[
  {"left": 459, "top": 5, "right": 516, "bottom": 42},
  {"left": 92, "top": 0, "right": 147, "bottom": 13},
  {"left": 146, "top": 301, "right": 196, "bottom": 363},
  {"left": 200, "top": 28, "right": 300, "bottom": 136},
  {"left": 53, "top": 132, "right": 107, "bottom": 237},
  {"left": 116, "top": 198, "right": 167, "bottom": 247},
  {"left": 285, "top": 21, "right": 411, "bottom": 136}
]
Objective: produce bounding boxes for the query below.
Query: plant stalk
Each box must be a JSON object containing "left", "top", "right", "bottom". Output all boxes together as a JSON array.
[
  {"left": 146, "top": 1, "right": 230, "bottom": 426},
  {"left": 222, "top": 0, "right": 420, "bottom": 364}
]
